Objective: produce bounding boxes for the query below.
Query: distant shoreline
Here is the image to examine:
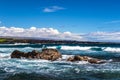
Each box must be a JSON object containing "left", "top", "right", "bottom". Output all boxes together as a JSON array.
[{"left": 0, "top": 37, "right": 120, "bottom": 45}]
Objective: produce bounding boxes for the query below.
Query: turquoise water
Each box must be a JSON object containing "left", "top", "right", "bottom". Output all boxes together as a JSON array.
[{"left": 0, "top": 43, "right": 120, "bottom": 80}]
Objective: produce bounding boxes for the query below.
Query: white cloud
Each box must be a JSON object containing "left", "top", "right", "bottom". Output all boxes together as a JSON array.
[
  {"left": 43, "top": 6, "right": 65, "bottom": 12},
  {"left": 1, "top": 26, "right": 120, "bottom": 42},
  {"left": 85, "top": 31, "right": 120, "bottom": 42},
  {"left": 0, "top": 26, "right": 84, "bottom": 41}
]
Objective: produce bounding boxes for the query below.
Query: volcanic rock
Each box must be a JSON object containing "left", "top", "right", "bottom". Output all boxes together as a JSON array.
[
  {"left": 67, "top": 57, "right": 74, "bottom": 62},
  {"left": 67, "top": 55, "right": 105, "bottom": 64},
  {"left": 88, "top": 59, "right": 100, "bottom": 64},
  {"left": 11, "top": 49, "right": 105, "bottom": 63},
  {"left": 67, "top": 55, "right": 90, "bottom": 62},
  {"left": 11, "top": 49, "right": 62, "bottom": 61},
  {"left": 11, "top": 50, "right": 26, "bottom": 58},
  {"left": 24, "top": 50, "right": 40, "bottom": 59},
  {"left": 39, "top": 49, "right": 62, "bottom": 61}
]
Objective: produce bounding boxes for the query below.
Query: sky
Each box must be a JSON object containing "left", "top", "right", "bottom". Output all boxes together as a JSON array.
[{"left": 0, "top": 0, "right": 120, "bottom": 42}]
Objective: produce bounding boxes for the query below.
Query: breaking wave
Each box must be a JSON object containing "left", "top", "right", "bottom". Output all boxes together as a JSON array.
[
  {"left": 104, "top": 47, "right": 120, "bottom": 52},
  {"left": 47, "top": 46, "right": 120, "bottom": 52},
  {"left": 47, "top": 46, "right": 91, "bottom": 50}
]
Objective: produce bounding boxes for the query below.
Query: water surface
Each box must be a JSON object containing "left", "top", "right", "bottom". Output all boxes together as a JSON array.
[{"left": 0, "top": 43, "right": 120, "bottom": 80}]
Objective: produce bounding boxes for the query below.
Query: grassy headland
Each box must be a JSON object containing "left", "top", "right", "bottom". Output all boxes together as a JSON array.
[{"left": 0, "top": 38, "right": 7, "bottom": 43}]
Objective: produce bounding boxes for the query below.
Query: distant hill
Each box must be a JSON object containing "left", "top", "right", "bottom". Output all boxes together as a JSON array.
[{"left": 0, "top": 36, "right": 120, "bottom": 45}]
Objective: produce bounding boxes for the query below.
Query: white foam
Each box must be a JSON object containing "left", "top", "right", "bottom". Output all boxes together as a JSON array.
[
  {"left": 0, "top": 53, "right": 10, "bottom": 58},
  {"left": 22, "top": 47, "right": 34, "bottom": 49},
  {"left": 61, "top": 55, "right": 74, "bottom": 60},
  {"left": 4, "top": 67, "right": 15, "bottom": 72},
  {"left": 14, "top": 43, "right": 29, "bottom": 45},
  {"left": 47, "top": 46, "right": 56, "bottom": 49},
  {"left": 48, "top": 45, "right": 120, "bottom": 52},
  {"left": 104, "top": 47, "right": 120, "bottom": 52},
  {"left": 75, "top": 61, "right": 89, "bottom": 64},
  {"left": 61, "top": 46, "right": 91, "bottom": 50},
  {"left": 47, "top": 46, "right": 91, "bottom": 50},
  {"left": 18, "top": 59, "right": 50, "bottom": 63}
]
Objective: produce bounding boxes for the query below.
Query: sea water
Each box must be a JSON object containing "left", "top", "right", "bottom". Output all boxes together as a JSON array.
[{"left": 0, "top": 43, "right": 120, "bottom": 80}]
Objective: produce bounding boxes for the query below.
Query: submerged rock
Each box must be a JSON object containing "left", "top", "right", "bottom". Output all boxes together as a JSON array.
[
  {"left": 67, "top": 55, "right": 105, "bottom": 64},
  {"left": 88, "top": 58, "right": 101, "bottom": 64},
  {"left": 67, "top": 55, "right": 90, "bottom": 62},
  {"left": 11, "top": 49, "right": 61, "bottom": 61}
]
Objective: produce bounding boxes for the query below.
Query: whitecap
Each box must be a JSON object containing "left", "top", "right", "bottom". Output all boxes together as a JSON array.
[
  {"left": 104, "top": 47, "right": 120, "bottom": 52},
  {"left": 4, "top": 67, "right": 15, "bottom": 72},
  {"left": 47, "top": 46, "right": 91, "bottom": 50}
]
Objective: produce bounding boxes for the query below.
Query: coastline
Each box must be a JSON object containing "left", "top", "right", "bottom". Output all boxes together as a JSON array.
[{"left": 0, "top": 37, "right": 119, "bottom": 45}]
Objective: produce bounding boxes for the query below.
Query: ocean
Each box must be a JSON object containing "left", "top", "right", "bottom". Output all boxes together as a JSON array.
[{"left": 0, "top": 43, "right": 120, "bottom": 80}]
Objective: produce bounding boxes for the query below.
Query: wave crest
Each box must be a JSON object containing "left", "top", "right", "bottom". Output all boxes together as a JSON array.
[{"left": 47, "top": 46, "right": 120, "bottom": 52}]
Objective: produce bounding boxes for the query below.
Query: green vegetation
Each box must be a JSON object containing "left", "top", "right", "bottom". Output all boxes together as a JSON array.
[{"left": 0, "top": 38, "right": 6, "bottom": 43}]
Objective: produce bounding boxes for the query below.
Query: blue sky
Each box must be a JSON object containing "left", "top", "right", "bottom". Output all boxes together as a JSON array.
[{"left": 0, "top": 0, "right": 120, "bottom": 41}]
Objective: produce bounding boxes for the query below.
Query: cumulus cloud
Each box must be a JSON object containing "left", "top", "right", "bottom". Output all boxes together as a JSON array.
[
  {"left": 0, "top": 26, "right": 120, "bottom": 42},
  {"left": 0, "top": 26, "right": 84, "bottom": 41},
  {"left": 43, "top": 6, "right": 65, "bottom": 12}
]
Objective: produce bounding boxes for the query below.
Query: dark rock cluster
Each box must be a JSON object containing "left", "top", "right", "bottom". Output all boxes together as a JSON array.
[
  {"left": 11, "top": 48, "right": 105, "bottom": 64},
  {"left": 67, "top": 55, "right": 106, "bottom": 64},
  {"left": 11, "top": 49, "right": 62, "bottom": 61}
]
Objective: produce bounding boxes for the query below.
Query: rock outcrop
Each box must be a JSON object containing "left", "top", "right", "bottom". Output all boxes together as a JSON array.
[
  {"left": 24, "top": 50, "right": 40, "bottom": 59},
  {"left": 11, "top": 49, "right": 105, "bottom": 63},
  {"left": 67, "top": 55, "right": 105, "bottom": 64},
  {"left": 11, "top": 50, "right": 26, "bottom": 58},
  {"left": 11, "top": 49, "right": 61, "bottom": 61},
  {"left": 67, "top": 55, "right": 90, "bottom": 62},
  {"left": 39, "top": 49, "right": 62, "bottom": 61}
]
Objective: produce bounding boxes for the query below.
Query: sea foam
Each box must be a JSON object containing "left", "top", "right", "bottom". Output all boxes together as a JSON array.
[
  {"left": 104, "top": 47, "right": 120, "bottom": 52},
  {"left": 47, "top": 46, "right": 91, "bottom": 50}
]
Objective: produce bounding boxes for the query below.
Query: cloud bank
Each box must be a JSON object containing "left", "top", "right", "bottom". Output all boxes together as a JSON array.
[
  {"left": 43, "top": 6, "right": 65, "bottom": 12},
  {"left": 0, "top": 26, "right": 120, "bottom": 42},
  {"left": 0, "top": 26, "right": 84, "bottom": 41},
  {"left": 85, "top": 31, "right": 120, "bottom": 42}
]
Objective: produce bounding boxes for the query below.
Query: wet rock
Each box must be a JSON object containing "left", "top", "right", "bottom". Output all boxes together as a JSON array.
[
  {"left": 11, "top": 49, "right": 105, "bottom": 63},
  {"left": 67, "top": 55, "right": 90, "bottom": 61},
  {"left": 74, "top": 55, "right": 85, "bottom": 61},
  {"left": 83, "top": 56, "right": 89, "bottom": 61},
  {"left": 67, "top": 57, "right": 74, "bottom": 61},
  {"left": 11, "top": 49, "right": 62, "bottom": 61},
  {"left": 88, "top": 59, "right": 106, "bottom": 64},
  {"left": 11, "top": 50, "right": 40, "bottom": 59},
  {"left": 24, "top": 50, "right": 40, "bottom": 59},
  {"left": 88, "top": 59, "right": 100, "bottom": 64},
  {"left": 39, "top": 49, "right": 62, "bottom": 61},
  {"left": 11, "top": 50, "right": 26, "bottom": 58},
  {"left": 67, "top": 55, "right": 105, "bottom": 64}
]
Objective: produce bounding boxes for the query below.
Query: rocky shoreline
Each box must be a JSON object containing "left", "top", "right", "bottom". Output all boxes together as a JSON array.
[
  {"left": 0, "top": 37, "right": 120, "bottom": 45},
  {"left": 10, "top": 48, "right": 106, "bottom": 64}
]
